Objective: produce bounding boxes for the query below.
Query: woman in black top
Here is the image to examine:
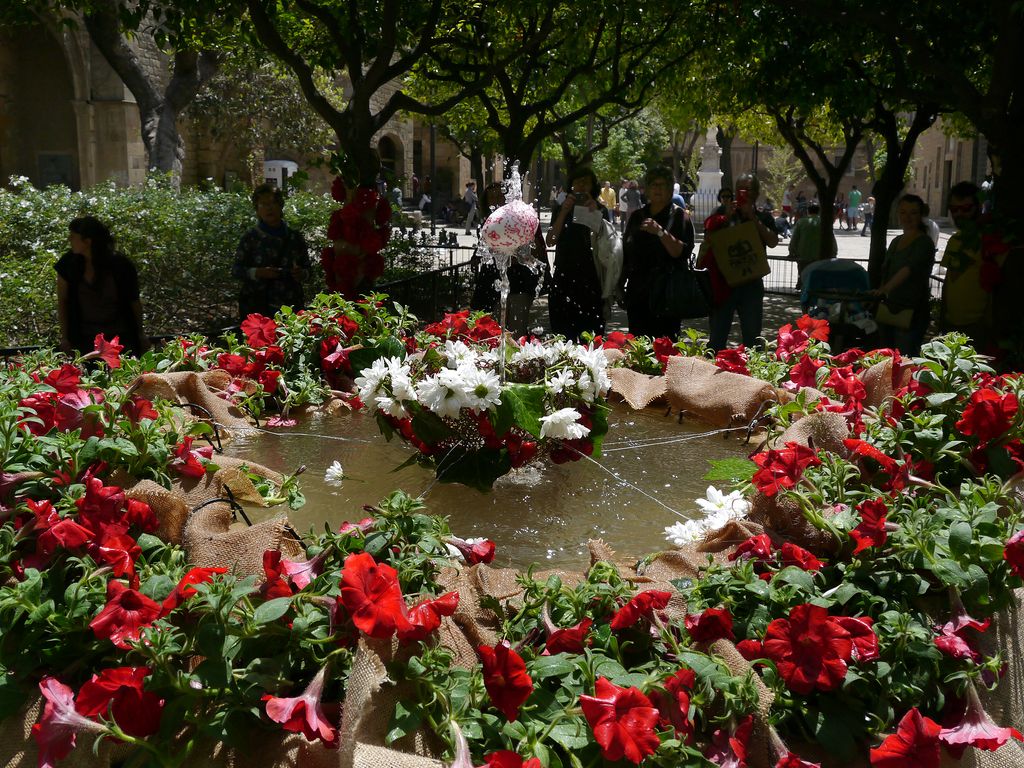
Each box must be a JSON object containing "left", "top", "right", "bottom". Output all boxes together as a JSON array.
[
  {"left": 56, "top": 216, "right": 148, "bottom": 355},
  {"left": 620, "top": 166, "right": 695, "bottom": 338},
  {"left": 545, "top": 167, "right": 609, "bottom": 341}
]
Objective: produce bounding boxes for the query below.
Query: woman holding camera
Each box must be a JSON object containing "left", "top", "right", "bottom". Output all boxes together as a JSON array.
[
  {"left": 545, "top": 167, "right": 609, "bottom": 341},
  {"left": 620, "top": 166, "right": 694, "bottom": 338},
  {"left": 233, "top": 183, "right": 311, "bottom": 322}
]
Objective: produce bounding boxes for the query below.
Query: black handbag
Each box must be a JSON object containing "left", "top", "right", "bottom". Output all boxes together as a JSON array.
[{"left": 649, "top": 257, "right": 711, "bottom": 319}]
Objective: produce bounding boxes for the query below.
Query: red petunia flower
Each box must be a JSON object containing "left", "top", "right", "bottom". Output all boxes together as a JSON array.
[
  {"left": 260, "top": 550, "right": 295, "bottom": 600},
  {"left": 338, "top": 552, "right": 410, "bottom": 638},
  {"left": 32, "top": 677, "right": 107, "bottom": 767},
  {"left": 869, "top": 708, "right": 942, "bottom": 767},
  {"left": 121, "top": 396, "right": 158, "bottom": 424},
  {"left": 684, "top": 607, "right": 735, "bottom": 643},
  {"left": 123, "top": 499, "right": 159, "bottom": 533},
  {"left": 780, "top": 542, "right": 823, "bottom": 571},
  {"left": 263, "top": 665, "right": 338, "bottom": 747},
  {"left": 89, "top": 523, "right": 141, "bottom": 578},
  {"left": 788, "top": 355, "right": 826, "bottom": 389},
  {"left": 751, "top": 442, "right": 821, "bottom": 497},
  {"left": 825, "top": 365, "right": 866, "bottom": 403},
  {"left": 241, "top": 314, "right": 279, "bottom": 348},
  {"left": 479, "top": 640, "right": 533, "bottom": 722},
  {"left": 934, "top": 605, "right": 990, "bottom": 662},
  {"left": 75, "top": 476, "right": 125, "bottom": 531},
  {"left": 610, "top": 590, "right": 672, "bottom": 631},
  {"left": 833, "top": 616, "right": 880, "bottom": 662},
  {"left": 338, "top": 517, "right": 376, "bottom": 536},
  {"left": 776, "top": 753, "right": 821, "bottom": 768},
  {"left": 89, "top": 580, "right": 161, "bottom": 649},
  {"left": 446, "top": 535, "right": 496, "bottom": 565},
  {"left": 1006, "top": 529, "right": 1024, "bottom": 579},
  {"left": 704, "top": 715, "right": 753, "bottom": 768},
  {"left": 597, "top": 331, "right": 635, "bottom": 351},
  {"left": 715, "top": 346, "right": 750, "bottom": 376},
  {"left": 797, "top": 314, "right": 830, "bottom": 341},
  {"left": 43, "top": 364, "right": 83, "bottom": 394},
  {"left": 850, "top": 498, "right": 889, "bottom": 554},
  {"left": 939, "top": 683, "right": 1023, "bottom": 753},
  {"left": 652, "top": 337, "right": 680, "bottom": 368},
  {"left": 280, "top": 552, "right": 326, "bottom": 591},
  {"left": 956, "top": 388, "right": 1019, "bottom": 445},
  {"left": 75, "top": 667, "right": 164, "bottom": 738},
  {"left": 161, "top": 567, "right": 228, "bottom": 616},
  {"left": 737, "top": 638, "right": 763, "bottom": 661},
  {"left": 545, "top": 618, "right": 593, "bottom": 655},
  {"left": 729, "top": 533, "right": 774, "bottom": 564},
  {"left": 479, "top": 752, "right": 542, "bottom": 768},
  {"left": 843, "top": 439, "right": 905, "bottom": 489},
  {"left": 398, "top": 591, "right": 460, "bottom": 643},
  {"left": 763, "top": 604, "right": 853, "bottom": 694},
  {"left": 92, "top": 334, "right": 123, "bottom": 368},
  {"left": 579, "top": 677, "right": 660, "bottom": 764},
  {"left": 169, "top": 437, "right": 214, "bottom": 479},
  {"left": 776, "top": 316, "right": 829, "bottom": 361},
  {"left": 652, "top": 667, "right": 696, "bottom": 741}
]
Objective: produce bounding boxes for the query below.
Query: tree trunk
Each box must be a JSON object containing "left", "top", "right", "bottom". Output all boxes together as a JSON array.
[
  {"left": 470, "top": 148, "right": 485, "bottom": 191},
  {"left": 867, "top": 107, "right": 937, "bottom": 286},
  {"left": 717, "top": 125, "right": 736, "bottom": 191},
  {"left": 83, "top": 3, "right": 218, "bottom": 183}
]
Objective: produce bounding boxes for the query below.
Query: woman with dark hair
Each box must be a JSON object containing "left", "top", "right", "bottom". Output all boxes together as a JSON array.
[
  {"left": 233, "top": 183, "right": 310, "bottom": 320},
  {"left": 873, "top": 193, "right": 936, "bottom": 354},
  {"left": 620, "top": 166, "right": 695, "bottom": 338},
  {"left": 545, "top": 167, "right": 609, "bottom": 341},
  {"left": 56, "top": 216, "right": 148, "bottom": 355}
]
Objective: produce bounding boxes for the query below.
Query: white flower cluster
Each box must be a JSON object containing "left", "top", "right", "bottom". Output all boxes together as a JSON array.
[
  {"left": 354, "top": 356, "right": 418, "bottom": 419},
  {"left": 664, "top": 486, "right": 752, "bottom": 547},
  {"left": 511, "top": 340, "right": 611, "bottom": 404},
  {"left": 355, "top": 338, "right": 610, "bottom": 432}
]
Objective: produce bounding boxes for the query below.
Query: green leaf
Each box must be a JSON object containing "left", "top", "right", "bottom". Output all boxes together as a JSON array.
[
  {"left": 386, "top": 700, "right": 421, "bottom": 745},
  {"left": 253, "top": 597, "right": 292, "bottom": 625},
  {"left": 435, "top": 447, "right": 511, "bottom": 492},
  {"left": 500, "top": 384, "right": 546, "bottom": 438},
  {"left": 948, "top": 521, "right": 973, "bottom": 557},
  {"left": 549, "top": 719, "right": 591, "bottom": 751},
  {"left": 411, "top": 410, "right": 454, "bottom": 446},
  {"left": 774, "top": 566, "right": 815, "bottom": 591},
  {"left": 529, "top": 655, "right": 575, "bottom": 680},
  {"left": 931, "top": 558, "right": 969, "bottom": 587},
  {"left": 703, "top": 458, "right": 758, "bottom": 483}
]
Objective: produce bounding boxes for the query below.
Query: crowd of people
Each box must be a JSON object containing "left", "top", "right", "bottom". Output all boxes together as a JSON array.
[{"left": 52, "top": 172, "right": 1013, "bottom": 370}]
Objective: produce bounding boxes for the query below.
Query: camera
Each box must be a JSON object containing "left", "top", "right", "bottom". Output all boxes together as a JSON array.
[{"left": 736, "top": 188, "right": 749, "bottom": 206}]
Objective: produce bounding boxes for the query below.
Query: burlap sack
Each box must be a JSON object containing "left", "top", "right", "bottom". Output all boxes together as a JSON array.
[
  {"left": 435, "top": 564, "right": 527, "bottom": 652},
  {"left": 772, "top": 411, "right": 850, "bottom": 455},
  {"left": 182, "top": 501, "right": 302, "bottom": 577},
  {"left": 133, "top": 370, "right": 253, "bottom": 432},
  {"left": 664, "top": 356, "right": 779, "bottom": 427},
  {"left": 173, "top": 455, "right": 284, "bottom": 511},
  {"left": 860, "top": 357, "right": 912, "bottom": 411},
  {"left": 608, "top": 368, "right": 668, "bottom": 410},
  {"left": 339, "top": 638, "right": 442, "bottom": 768},
  {"left": 124, "top": 478, "right": 190, "bottom": 544}
]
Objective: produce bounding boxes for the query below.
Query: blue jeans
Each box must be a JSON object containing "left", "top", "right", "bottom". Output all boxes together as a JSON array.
[{"left": 709, "top": 280, "right": 765, "bottom": 351}]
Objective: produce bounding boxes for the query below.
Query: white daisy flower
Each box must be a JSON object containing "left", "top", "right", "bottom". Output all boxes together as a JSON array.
[
  {"left": 547, "top": 369, "right": 575, "bottom": 395},
  {"left": 460, "top": 366, "right": 502, "bottom": 413},
  {"left": 416, "top": 373, "right": 466, "bottom": 419},
  {"left": 664, "top": 519, "right": 708, "bottom": 547},
  {"left": 695, "top": 486, "right": 751, "bottom": 518},
  {"left": 375, "top": 394, "right": 409, "bottom": 419},
  {"left": 444, "top": 339, "right": 475, "bottom": 369},
  {"left": 539, "top": 408, "right": 590, "bottom": 440},
  {"left": 324, "top": 460, "right": 345, "bottom": 486}
]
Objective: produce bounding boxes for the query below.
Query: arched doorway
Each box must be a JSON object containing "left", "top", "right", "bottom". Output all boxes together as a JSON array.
[
  {"left": 0, "top": 25, "right": 80, "bottom": 188},
  {"left": 377, "top": 133, "right": 405, "bottom": 181}
]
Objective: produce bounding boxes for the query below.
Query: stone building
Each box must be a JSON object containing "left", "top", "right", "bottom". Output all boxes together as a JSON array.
[{"left": 0, "top": 17, "right": 487, "bottom": 202}]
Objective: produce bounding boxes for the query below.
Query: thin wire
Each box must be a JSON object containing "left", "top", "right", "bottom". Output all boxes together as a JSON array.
[
  {"left": 601, "top": 425, "right": 751, "bottom": 453},
  {"left": 567, "top": 445, "right": 689, "bottom": 519},
  {"left": 247, "top": 428, "right": 373, "bottom": 443}
]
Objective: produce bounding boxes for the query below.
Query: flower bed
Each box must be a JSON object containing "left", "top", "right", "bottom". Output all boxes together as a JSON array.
[{"left": 1, "top": 302, "right": 1023, "bottom": 768}]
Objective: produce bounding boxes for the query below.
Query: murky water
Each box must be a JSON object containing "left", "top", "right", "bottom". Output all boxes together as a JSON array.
[{"left": 226, "top": 405, "right": 748, "bottom": 569}]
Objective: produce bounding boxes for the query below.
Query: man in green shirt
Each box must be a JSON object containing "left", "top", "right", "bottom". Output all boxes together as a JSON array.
[{"left": 847, "top": 186, "right": 863, "bottom": 231}]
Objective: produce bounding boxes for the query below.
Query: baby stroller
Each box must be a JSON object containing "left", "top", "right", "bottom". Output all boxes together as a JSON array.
[{"left": 801, "top": 259, "right": 876, "bottom": 352}]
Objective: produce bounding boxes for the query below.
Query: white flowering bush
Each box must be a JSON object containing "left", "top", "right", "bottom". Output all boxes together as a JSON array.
[{"left": 355, "top": 315, "right": 612, "bottom": 490}]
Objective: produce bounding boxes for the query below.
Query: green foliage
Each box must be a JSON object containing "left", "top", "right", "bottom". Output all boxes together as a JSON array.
[
  {"left": 0, "top": 177, "right": 334, "bottom": 347},
  {"left": 592, "top": 107, "right": 669, "bottom": 182}
]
